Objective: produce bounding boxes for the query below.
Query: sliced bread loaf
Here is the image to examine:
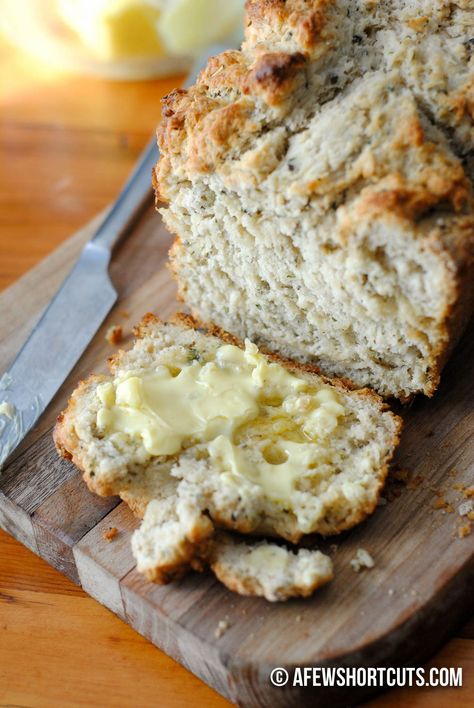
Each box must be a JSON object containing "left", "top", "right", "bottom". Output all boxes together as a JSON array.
[{"left": 155, "top": 0, "right": 474, "bottom": 400}]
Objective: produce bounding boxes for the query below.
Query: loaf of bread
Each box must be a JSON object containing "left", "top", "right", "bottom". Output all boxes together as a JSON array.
[
  {"left": 54, "top": 314, "right": 400, "bottom": 597},
  {"left": 155, "top": 0, "right": 474, "bottom": 400}
]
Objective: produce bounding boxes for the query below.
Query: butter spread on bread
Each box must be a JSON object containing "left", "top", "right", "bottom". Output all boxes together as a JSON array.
[
  {"left": 54, "top": 314, "right": 401, "bottom": 597},
  {"left": 95, "top": 339, "right": 345, "bottom": 505}
]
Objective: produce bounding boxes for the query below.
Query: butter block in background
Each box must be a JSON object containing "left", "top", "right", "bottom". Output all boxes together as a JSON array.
[
  {"left": 57, "top": 0, "right": 244, "bottom": 61},
  {"left": 1, "top": 0, "right": 243, "bottom": 79},
  {"left": 159, "top": 0, "right": 244, "bottom": 54},
  {"left": 57, "top": 0, "right": 166, "bottom": 61}
]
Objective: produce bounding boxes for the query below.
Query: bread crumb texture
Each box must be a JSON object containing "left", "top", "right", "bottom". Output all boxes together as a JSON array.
[
  {"left": 54, "top": 314, "right": 401, "bottom": 600},
  {"left": 156, "top": 0, "right": 474, "bottom": 400},
  {"left": 214, "top": 618, "right": 231, "bottom": 639},
  {"left": 103, "top": 526, "right": 118, "bottom": 542},
  {"left": 350, "top": 547, "right": 375, "bottom": 572},
  {"left": 105, "top": 325, "right": 123, "bottom": 346}
]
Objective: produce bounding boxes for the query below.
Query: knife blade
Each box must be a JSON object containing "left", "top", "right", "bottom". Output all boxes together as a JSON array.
[{"left": 0, "top": 44, "right": 231, "bottom": 469}]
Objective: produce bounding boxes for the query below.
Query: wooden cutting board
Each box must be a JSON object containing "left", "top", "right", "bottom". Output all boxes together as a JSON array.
[{"left": 0, "top": 203, "right": 473, "bottom": 707}]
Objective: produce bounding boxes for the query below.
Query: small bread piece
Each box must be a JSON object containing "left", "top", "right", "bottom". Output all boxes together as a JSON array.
[
  {"left": 55, "top": 314, "right": 401, "bottom": 546},
  {"left": 131, "top": 495, "right": 214, "bottom": 583},
  {"left": 156, "top": 1, "right": 474, "bottom": 400},
  {"left": 207, "top": 535, "right": 333, "bottom": 602}
]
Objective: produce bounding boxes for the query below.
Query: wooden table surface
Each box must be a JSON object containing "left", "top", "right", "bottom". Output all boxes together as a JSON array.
[{"left": 0, "top": 38, "right": 472, "bottom": 708}]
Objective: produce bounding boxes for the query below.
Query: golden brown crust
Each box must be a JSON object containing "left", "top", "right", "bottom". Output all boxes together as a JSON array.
[
  {"left": 154, "top": 0, "right": 330, "bottom": 190},
  {"left": 210, "top": 561, "right": 329, "bottom": 600},
  {"left": 155, "top": 0, "right": 473, "bottom": 194},
  {"left": 54, "top": 375, "right": 112, "bottom": 495},
  {"left": 141, "top": 544, "right": 198, "bottom": 584},
  {"left": 55, "top": 373, "right": 152, "bottom": 499},
  {"left": 244, "top": 51, "right": 307, "bottom": 106},
  {"left": 422, "top": 216, "right": 474, "bottom": 396},
  {"left": 245, "top": 0, "right": 337, "bottom": 55}
]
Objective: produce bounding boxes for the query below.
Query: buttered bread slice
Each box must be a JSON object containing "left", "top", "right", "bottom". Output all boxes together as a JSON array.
[{"left": 55, "top": 313, "right": 401, "bottom": 549}]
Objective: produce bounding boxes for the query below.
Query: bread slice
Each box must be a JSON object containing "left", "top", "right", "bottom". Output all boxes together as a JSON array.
[
  {"left": 55, "top": 313, "right": 400, "bottom": 547},
  {"left": 155, "top": 0, "right": 474, "bottom": 400},
  {"left": 131, "top": 494, "right": 214, "bottom": 584},
  {"left": 54, "top": 313, "right": 400, "bottom": 597}
]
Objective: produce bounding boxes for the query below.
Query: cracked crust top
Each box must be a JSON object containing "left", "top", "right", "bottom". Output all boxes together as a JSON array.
[{"left": 155, "top": 0, "right": 474, "bottom": 200}]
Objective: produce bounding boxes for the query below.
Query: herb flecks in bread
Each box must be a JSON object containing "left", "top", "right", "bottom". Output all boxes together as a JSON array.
[
  {"left": 156, "top": 0, "right": 474, "bottom": 400},
  {"left": 54, "top": 314, "right": 401, "bottom": 598}
]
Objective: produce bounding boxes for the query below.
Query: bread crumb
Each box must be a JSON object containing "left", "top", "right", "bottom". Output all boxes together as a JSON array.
[
  {"left": 386, "top": 467, "right": 415, "bottom": 501},
  {"left": 458, "top": 501, "right": 474, "bottom": 517},
  {"left": 406, "top": 475, "right": 424, "bottom": 490},
  {"left": 406, "top": 15, "right": 429, "bottom": 32},
  {"left": 458, "top": 522, "right": 472, "bottom": 539},
  {"left": 463, "top": 487, "right": 474, "bottom": 498},
  {"left": 295, "top": 614, "right": 302, "bottom": 622},
  {"left": 120, "top": 310, "right": 130, "bottom": 318},
  {"left": 386, "top": 485, "right": 403, "bottom": 501},
  {"left": 392, "top": 468, "right": 410, "bottom": 483},
  {"left": 214, "top": 619, "right": 230, "bottom": 638},
  {"left": 388, "top": 588, "right": 394, "bottom": 596},
  {"left": 432, "top": 494, "right": 454, "bottom": 513},
  {"left": 106, "top": 325, "right": 123, "bottom": 345},
  {"left": 103, "top": 527, "right": 118, "bottom": 542},
  {"left": 453, "top": 483, "right": 465, "bottom": 491},
  {"left": 468, "top": 511, "right": 474, "bottom": 521},
  {"left": 350, "top": 548, "right": 375, "bottom": 572}
]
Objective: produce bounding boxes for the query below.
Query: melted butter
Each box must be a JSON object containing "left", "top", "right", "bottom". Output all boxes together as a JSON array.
[
  {"left": 96, "top": 340, "right": 345, "bottom": 503},
  {"left": 208, "top": 435, "right": 322, "bottom": 502}
]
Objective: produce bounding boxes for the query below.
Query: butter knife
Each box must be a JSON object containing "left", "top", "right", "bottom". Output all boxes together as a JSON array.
[{"left": 0, "top": 44, "right": 229, "bottom": 469}]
